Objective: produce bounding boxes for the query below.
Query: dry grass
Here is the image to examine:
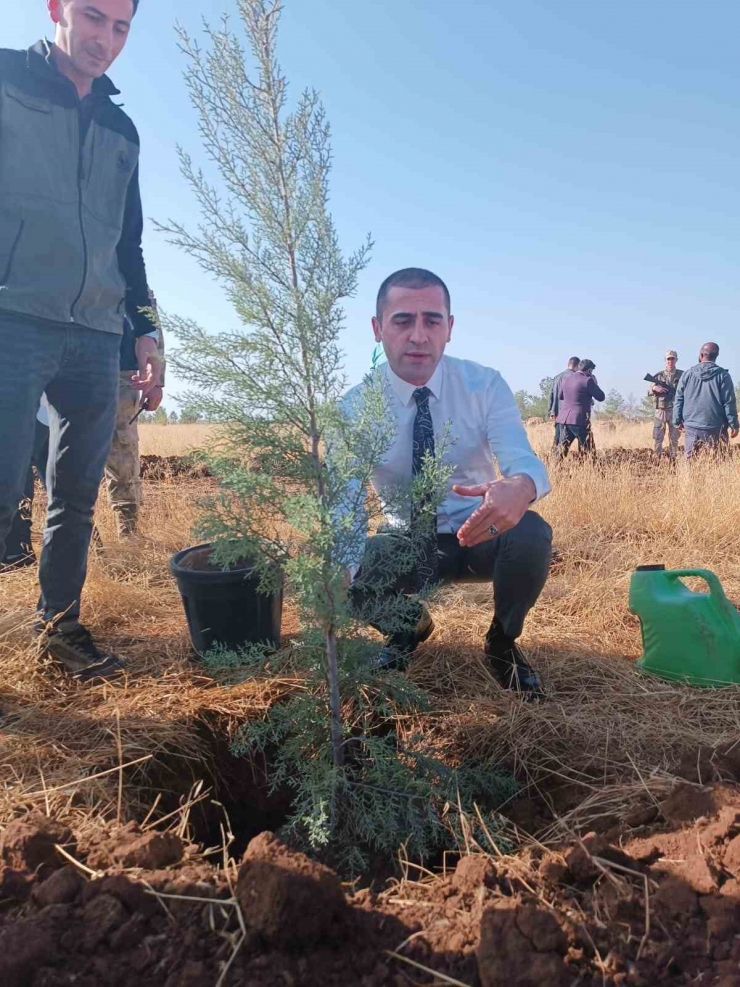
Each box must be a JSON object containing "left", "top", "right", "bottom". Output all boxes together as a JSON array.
[
  {"left": 138, "top": 423, "right": 219, "bottom": 457},
  {"left": 2, "top": 421, "right": 740, "bottom": 846},
  {"left": 525, "top": 419, "right": 655, "bottom": 455}
]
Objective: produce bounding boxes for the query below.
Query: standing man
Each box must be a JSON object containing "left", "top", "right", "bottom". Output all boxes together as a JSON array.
[
  {"left": 548, "top": 356, "right": 580, "bottom": 448},
  {"left": 1, "top": 306, "right": 165, "bottom": 565},
  {"left": 0, "top": 0, "right": 162, "bottom": 681},
  {"left": 555, "top": 359, "right": 605, "bottom": 457},
  {"left": 648, "top": 350, "right": 683, "bottom": 458},
  {"left": 105, "top": 296, "right": 164, "bottom": 539},
  {"left": 343, "top": 268, "right": 552, "bottom": 700},
  {"left": 673, "top": 342, "right": 739, "bottom": 458}
]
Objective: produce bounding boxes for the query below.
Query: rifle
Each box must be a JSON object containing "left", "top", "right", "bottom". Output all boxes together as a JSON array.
[
  {"left": 644, "top": 373, "right": 676, "bottom": 398},
  {"left": 128, "top": 398, "right": 150, "bottom": 426}
]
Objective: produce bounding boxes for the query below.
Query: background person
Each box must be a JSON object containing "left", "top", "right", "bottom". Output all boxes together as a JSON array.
[
  {"left": 648, "top": 350, "right": 683, "bottom": 458},
  {"left": 1, "top": 310, "right": 164, "bottom": 566},
  {"left": 548, "top": 356, "right": 580, "bottom": 448},
  {"left": 0, "top": 0, "right": 162, "bottom": 682},
  {"left": 673, "top": 342, "right": 739, "bottom": 457},
  {"left": 0, "top": 401, "right": 50, "bottom": 571},
  {"left": 343, "top": 268, "right": 552, "bottom": 700},
  {"left": 105, "top": 298, "right": 164, "bottom": 539},
  {"left": 555, "top": 359, "right": 605, "bottom": 458}
]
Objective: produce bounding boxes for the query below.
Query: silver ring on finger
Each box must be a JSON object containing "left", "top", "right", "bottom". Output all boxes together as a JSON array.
[{"left": 487, "top": 524, "right": 499, "bottom": 537}]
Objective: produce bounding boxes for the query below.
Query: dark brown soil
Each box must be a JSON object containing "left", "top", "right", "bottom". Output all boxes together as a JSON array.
[
  {"left": 139, "top": 455, "right": 212, "bottom": 481},
  {"left": 3, "top": 783, "right": 740, "bottom": 985},
  {"left": 175, "top": 546, "right": 254, "bottom": 573}
]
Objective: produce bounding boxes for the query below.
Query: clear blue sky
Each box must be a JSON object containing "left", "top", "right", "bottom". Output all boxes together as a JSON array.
[{"left": 7, "top": 1, "right": 740, "bottom": 403}]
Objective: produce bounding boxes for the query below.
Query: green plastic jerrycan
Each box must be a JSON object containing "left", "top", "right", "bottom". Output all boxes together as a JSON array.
[{"left": 629, "top": 565, "right": 740, "bottom": 687}]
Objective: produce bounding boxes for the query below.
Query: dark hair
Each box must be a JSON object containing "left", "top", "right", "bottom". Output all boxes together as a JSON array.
[
  {"left": 64, "top": 0, "right": 139, "bottom": 11},
  {"left": 567, "top": 356, "right": 580, "bottom": 369},
  {"left": 701, "top": 341, "right": 719, "bottom": 361},
  {"left": 579, "top": 359, "right": 596, "bottom": 373},
  {"left": 376, "top": 268, "right": 451, "bottom": 321}
]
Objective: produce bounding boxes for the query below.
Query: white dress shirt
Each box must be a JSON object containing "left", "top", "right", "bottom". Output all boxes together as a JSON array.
[{"left": 340, "top": 355, "right": 551, "bottom": 569}]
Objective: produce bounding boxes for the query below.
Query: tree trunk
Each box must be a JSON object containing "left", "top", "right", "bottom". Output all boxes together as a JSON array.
[{"left": 325, "top": 627, "right": 344, "bottom": 768}]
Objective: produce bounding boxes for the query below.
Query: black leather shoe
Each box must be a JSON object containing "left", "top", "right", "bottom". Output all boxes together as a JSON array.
[
  {"left": 1, "top": 551, "right": 37, "bottom": 573},
  {"left": 484, "top": 620, "right": 545, "bottom": 701},
  {"left": 373, "top": 610, "right": 435, "bottom": 673}
]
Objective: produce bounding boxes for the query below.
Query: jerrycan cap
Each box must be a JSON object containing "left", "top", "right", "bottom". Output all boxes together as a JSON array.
[{"left": 635, "top": 564, "right": 666, "bottom": 571}]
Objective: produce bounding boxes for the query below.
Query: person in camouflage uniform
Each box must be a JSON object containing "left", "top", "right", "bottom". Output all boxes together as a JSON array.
[
  {"left": 649, "top": 350, "right": 683, "bottom": 458},
  {"left": 105, "top": 293, "right": 164, "bottom": 539},
  {"left": 2, "top": 300, "right": 164, "bottom": 564}
]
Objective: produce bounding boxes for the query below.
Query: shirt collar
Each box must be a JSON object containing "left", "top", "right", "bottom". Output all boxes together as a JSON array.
[
  {"left": 385, "top": 358, "right": 444, "bottom": 407},
  {"left": 27, "top": 39, "right": 120, "bottom": 97}
]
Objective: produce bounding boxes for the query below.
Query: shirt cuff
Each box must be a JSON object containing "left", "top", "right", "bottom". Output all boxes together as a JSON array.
[{"left": 512, "top": 467, "right": 551, "bottom": 504}]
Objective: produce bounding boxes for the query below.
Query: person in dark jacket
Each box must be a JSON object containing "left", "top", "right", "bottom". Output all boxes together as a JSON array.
[
  {"left": 0, "top": 0, "right": 162, "bottom": 682},
  {"left": 673, "top": 342, "right": 739, "bottom": 458},
  {"left": 555, "top": 360, "right": 605, "bottom": 458},
  {"left": 548, "top": 356, "right": 580, "bottom": 448}
]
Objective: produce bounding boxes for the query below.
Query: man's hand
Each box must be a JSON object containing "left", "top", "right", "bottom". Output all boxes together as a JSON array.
[
  {"left": 652, "top": 385, "right": 668, "bottom": 395},
  {"left": 676, "top": 423, "right": 684, "bottom": 432},
  {"left": 730, "top": 428, "right": 739, "bottom": 440},
  {"left": 454, "top": 474, "right": 536, "bottom": 548},
  {"left": 132, "top": 336, "right": 163, "bottom": 408}
]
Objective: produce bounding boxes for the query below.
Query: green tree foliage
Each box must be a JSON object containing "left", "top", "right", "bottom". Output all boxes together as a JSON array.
[
  {"left": 638, "top": 392, "right": 656, "bottom": 420},
  {"left": 168, "top": 410, "right": 179, "bottom": 424},
  {"left": 157, "top": 0, "right": 513, "bottom": 872},
  {"left": 602, "top": 389, "right": 626, "bottom": 418},
  {"left": 151, "top": 406, "right": 168, "bottom": 425},
  {"left": 514, "top": 376, "right": 554, "bottom": 419},
  {"left": 178, "top": 402, "right": 203, "bottom": 424}
]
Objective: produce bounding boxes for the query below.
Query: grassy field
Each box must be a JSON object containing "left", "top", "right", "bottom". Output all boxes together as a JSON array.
[
  {"left": 138, "top": 422, "right": 219, "bottom": 457},
  {"left": 2, "top": 421, "right": 740, "bottom": 850}
]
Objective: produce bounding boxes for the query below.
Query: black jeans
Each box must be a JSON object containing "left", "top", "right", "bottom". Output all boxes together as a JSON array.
[
  {"left": 3, "top": 419, "right": 49, "bottom": 561},
  {"left": 557, "top": 423, "right": 595, "bottom": 458},
  {"left": 351, "top": 510, "right": 552, "bottom": 641},
  {"left": 0, "top": 320, "right": 119, "bottom": 628}
]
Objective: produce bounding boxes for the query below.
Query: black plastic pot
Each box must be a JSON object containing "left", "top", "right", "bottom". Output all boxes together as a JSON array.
[{"left": 170, "top": 543, "right": 283, "bottom": 654}]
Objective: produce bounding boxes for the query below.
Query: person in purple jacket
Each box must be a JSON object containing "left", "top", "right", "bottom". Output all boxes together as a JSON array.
[{"left": 555, "top": 359, "right": 605, "bottom": 458}]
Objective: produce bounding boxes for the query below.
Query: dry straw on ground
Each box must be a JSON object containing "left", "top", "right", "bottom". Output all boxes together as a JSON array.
[{"left": 1, "top": 423, "right": 740, "bottom": 846}]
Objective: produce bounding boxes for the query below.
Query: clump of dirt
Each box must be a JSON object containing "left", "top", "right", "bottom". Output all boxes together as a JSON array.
[
  {"left": 236, "top": 831, "right": 350, "bottom": 948},
  {"left": 0, "top": 813, "right": 75, "bottom": 879},
  {"left": 478, "top": 899, "right": 571, "bottom": 986},
  {"left": 3, "top": 786, "right": 740, "bottom": 986},
  {"left": 86, "top": 821, "right": 185, "bottom": 871}
]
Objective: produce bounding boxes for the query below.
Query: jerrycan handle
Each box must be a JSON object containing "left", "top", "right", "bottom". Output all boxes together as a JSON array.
[{"left": 665, "top": 569, "right": 725, "bottom": 599}]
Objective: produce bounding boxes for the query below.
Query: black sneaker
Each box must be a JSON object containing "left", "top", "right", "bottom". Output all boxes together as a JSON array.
[
  {"left": 35, "top": 624, "right": 125, "bottom": 683},
  {"left": 484, "top": 620, "right": 545, "bottom": 701},
  {"left": 372, "top": 610, "right": 435, "bottom": 674}
]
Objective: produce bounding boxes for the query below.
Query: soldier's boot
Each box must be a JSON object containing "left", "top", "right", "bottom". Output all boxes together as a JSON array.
[{"left": 113, "top": 504, "right": 138, "bottom": 540}]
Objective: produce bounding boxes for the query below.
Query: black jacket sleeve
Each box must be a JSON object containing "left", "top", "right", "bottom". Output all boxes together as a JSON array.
[{"left": 116, "top": 164, "right": 155, "bottom": 337}]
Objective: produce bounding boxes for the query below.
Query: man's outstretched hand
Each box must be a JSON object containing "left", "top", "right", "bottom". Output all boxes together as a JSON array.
[
  {"left": 132, "top": 336, "right": 163, "bottom": 411},
  {"left": 454, "top": 474, "right": 536, "bottom": 548}
]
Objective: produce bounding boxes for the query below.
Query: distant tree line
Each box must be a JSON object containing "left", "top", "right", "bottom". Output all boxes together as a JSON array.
[{"left": 137, "top": 400, "right": 214, "bottom": 425}]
